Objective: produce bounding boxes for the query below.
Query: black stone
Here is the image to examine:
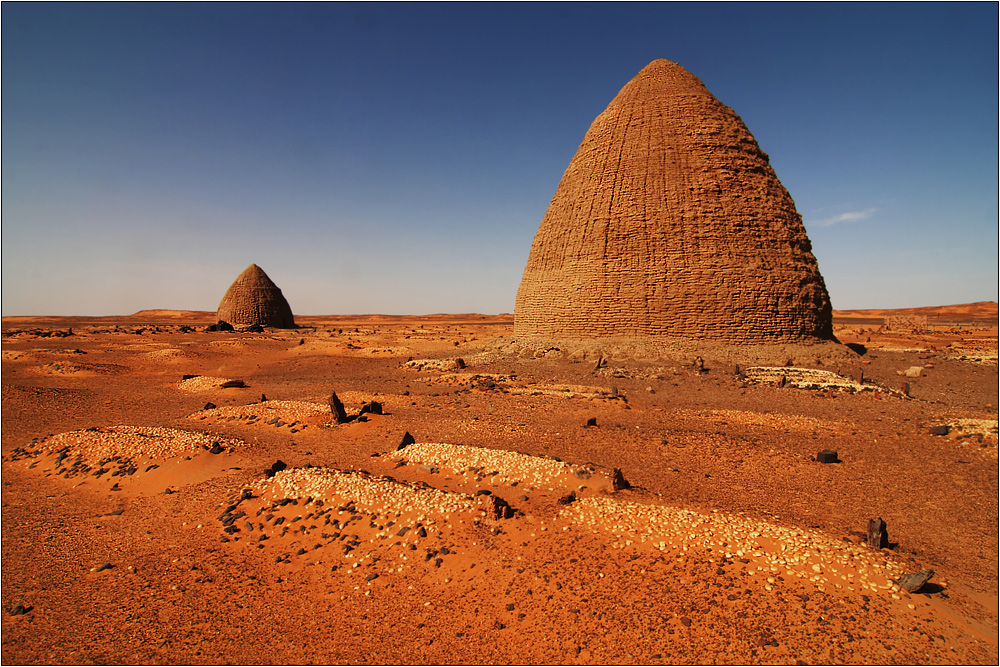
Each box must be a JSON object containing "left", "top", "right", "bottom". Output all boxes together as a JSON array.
[
  {"left": 398, "top": 432, "right": 416, "bottom": 451},
  {"left": 203, "top": 402, "right": 217, "bottom": 411},
  {"left": 929, "top": 425, "right": 950, "bottom": 436},
  {"left": 612, "top": 468, "right": 631, "bottom": 491},
  {"left": 557, "top": 492, "right": 576, "bottom": 505},
  {"left": 867, "top": 517, "right": 889, "bottom": 550},
  {"left": 328, "top": 391, "right": 349, "bottom": 424},
  {"left": 817, "top": 450, "right": 839, "bottom": 464},
  {"left": 897, "top": 569, "right": 935, "bottom": 593},
  {"left": 209, "top": 443, "right": 224, "bottom": 455},
  {"left": 7, "top": 603, "right": 31, "bottom": 616},
  {"left": 265, "top": 460, "right": 287, "bottom": 478},
  {"left": 585, "top": 417, "right": 597, "bottom": 428}
]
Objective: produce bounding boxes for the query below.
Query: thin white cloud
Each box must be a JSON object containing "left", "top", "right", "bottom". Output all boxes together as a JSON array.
[{"left": 809, "top": 207, "right": 878, "bottom": 227}]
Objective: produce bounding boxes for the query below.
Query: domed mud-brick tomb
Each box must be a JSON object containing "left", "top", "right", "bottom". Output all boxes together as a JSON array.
[
  {"left": 514, "top": 59, "right": 837, "bottom": 353},
  {"left": 216, "top": 264, "right": 296, "bottom": 329}
]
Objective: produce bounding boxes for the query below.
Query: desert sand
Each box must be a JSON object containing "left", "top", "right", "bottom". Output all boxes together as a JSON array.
[{"left": 1, "top": 304, "right": 997, "bottom": 664}]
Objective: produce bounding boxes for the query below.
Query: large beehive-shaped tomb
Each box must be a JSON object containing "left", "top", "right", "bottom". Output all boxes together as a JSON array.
[
  {"left": 514, "top": 59, "right": 836, "bottom": 349},
  {"left": 216, "top": 264, "right": 296, "bottom": 328}
]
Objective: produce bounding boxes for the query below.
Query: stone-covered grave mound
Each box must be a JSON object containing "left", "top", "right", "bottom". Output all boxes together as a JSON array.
[
  {"left": 560, "top": 498, "right": 907, "bottom": 597},
  {"left": 201, "top": 441, "right": 914, "bottom": 603},
  {"left": 415, "top": 371, "right": 627, "bottom": 403},
  {"left": 178, "top": 376, "right": 250, "bottom": 392},
  {"left": 6, "top": 426, "right": 248, "bottom": 494}
]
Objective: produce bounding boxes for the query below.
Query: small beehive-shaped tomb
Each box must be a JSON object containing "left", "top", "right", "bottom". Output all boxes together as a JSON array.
[
  {"left": 216, "top": 264, "right": 295, "bottom": 329},
  {"left": 514, "top": 59, "right": 835, "bottom": 346}
]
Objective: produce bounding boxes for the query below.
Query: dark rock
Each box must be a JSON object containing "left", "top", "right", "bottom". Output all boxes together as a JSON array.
[
  {"left": 260, "top": 394, "right": 267, "bottom": 402},
  {"left": 816, "top": 449, "right": 839, "bottom": 464},
  {"left": 475, "top": 489, "right": 492, "bottom": 496},
  {"left": 693, "top": 357, "right": 704, "bottom": 372},
  {"left": 164, "top": 488, "right": 174, "bottom": 495},
  {"left": 680, "top": 616, "right": 692, "bottom": 627},
  {"left": 557, "top": 492, "right": 576, "bottom": 505},
  {"left": 867, "top": 517, "right": 888, "bottom": 550},
  {"left": 328, "top": 391, "right": 349, "bottom": 424},
  {"left": 203, "top": 402, "right": 217, "bottom": 411},
  {"left": 220, "top": 379, "right": 247, "bottom": 388},
  {"left": 265, "top": 460, "right": 287, "bottom": 478},
  {"left": 182, "top": 374, "right": 199, "bottom": 381},
  {"left": 416, "top": 526, "right": 427, "bottom": 538},
  {"left": 245, "top": 324, "right": 264, "bottom": 333},
  {"left": 209, "top": 442, "right": 224, "bottom": 455},
  {"left": 455, "top": 358, "right": 466, "bottom": 369},
  {"left": 397, "top": 526, "right": 411, "bottom": 537},
  {"left": 929, "top": 425, "right": 950, "bottom": 436},
  {"left": 398, "top": 432, "right": 416, "bottom": 451},
  {"left": 897, "top": 569, "right": 934, "bottom": 593},
  {"left": 585, "top": 417, "right": 598, "bottom": 428},
  {"left": 574, "top": 468, "right": 591, "bottom": 480},
  {"left": 612, "top": 468, "right": 631, "bottom": 491},
  {"left": 7, "top": 603, "right": 31, "bottom": 616},
  {"left": 96, "top": 562, "right": 113, "bottom": 572},
  {"left": 485, "top": 495, "right": 515, "bottom": 521}
]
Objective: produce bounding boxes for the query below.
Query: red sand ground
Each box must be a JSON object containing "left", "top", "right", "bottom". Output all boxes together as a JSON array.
[{"left": 2, "top": 304, "right": 997, "bottom": 664}]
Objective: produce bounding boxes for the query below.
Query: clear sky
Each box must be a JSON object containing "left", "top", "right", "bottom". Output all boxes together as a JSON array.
[{"left": 3, "top": 2, "right": 997, "bottom": 316}]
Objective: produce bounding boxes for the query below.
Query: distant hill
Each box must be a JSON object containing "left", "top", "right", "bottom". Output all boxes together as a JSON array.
[{"left": 833, "top": 302, "right": 997, "bottom": 325}]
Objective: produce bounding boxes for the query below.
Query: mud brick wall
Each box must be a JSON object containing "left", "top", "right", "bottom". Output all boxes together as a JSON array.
[
  {"left": 217, "top": 264, "right": 296, "bottom": 328},
  {"left": 514, "top": 59, "right": 834, "bottom": 343}
]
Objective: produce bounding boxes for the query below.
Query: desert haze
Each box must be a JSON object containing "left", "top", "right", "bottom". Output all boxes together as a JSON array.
[{"left": 1, "top": 302, "right": 997, "bottom": 664}]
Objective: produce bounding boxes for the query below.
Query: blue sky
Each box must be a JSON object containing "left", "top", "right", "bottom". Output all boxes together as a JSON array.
[{"left": 3, "top": 3, "right": 997, "bottom": 316}]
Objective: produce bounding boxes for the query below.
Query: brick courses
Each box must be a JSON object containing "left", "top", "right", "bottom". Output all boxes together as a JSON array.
[{"left": 514, "top": 59, "right": 834, "bottom": 344}]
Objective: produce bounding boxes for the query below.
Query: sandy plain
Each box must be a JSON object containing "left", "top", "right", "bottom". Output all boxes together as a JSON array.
[{"left": 1, "top": 303, "right": 997, "bottom": 665}]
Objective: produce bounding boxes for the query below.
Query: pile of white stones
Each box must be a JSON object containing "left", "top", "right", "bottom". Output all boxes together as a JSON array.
[
  {"left": 400, "top": 442, "right": 590, "bottom": 488},
  {"left": 743, "top": 367, "right": 870, "bottom": 392},
  {"left": 267, "top": 466, "right": 482, "bottom": 519},
  {"left": 193, "top": 400, "right": 330, "bottom": 424},
  {"left": 178, "top": 376, "right": 236, "bottom": 392},
  {"left": 561, "top": 497, "right": 906, "bottom": 597},
  {"left": 37, "top": 426, "right": 245, "bottom": 461}
]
